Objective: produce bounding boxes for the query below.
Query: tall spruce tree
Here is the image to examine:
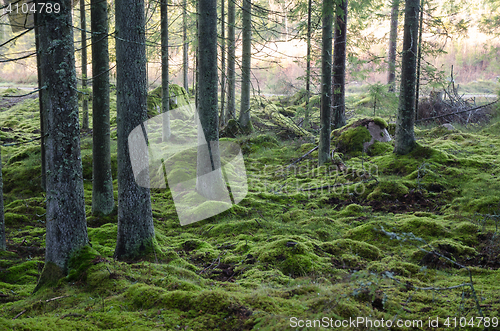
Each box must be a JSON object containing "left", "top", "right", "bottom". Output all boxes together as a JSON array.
[
  {"left": 319, "top": 0, "right": 334, "bottom": 165},
  {"left": 36, "top": 0, "right": 89, "bottom": 286},
  {"left": 226, "top": 0, "right": 236, "bottom": 121},
  {"left": 80, "top": 0, "right": 89, "bottom": 130},
  {"left": 161, "top": 0, "right": 171, "bottom": 141},
  {"left": 91, "top": 0, "right": 114, "bottom": 215},
  {"left": 394, "top": 0, "right": 419, "bottom": 155},
  {"left": 196, "top": 0, "right": 226, "bottom": 199},
  {"left": 387, "top": 0, "right": 400, "bottom": 92},
  {"left": 239, "top": 0, "right": 253, "bottom": 133},
  {"left": 114, "top": 0, "right": 155, "bottom": 260},
  {"left": 0, "top": 148, "right": 4, "bottom": 251},
  {"left": 332, "top": 0, "right": 347, "bottom": 129}
]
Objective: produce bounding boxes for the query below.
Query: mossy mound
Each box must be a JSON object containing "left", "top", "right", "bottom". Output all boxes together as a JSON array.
[
  {"left": 367, "top": 180, "right": 409, "bottom": 201},
  {"left": 321, "top": 239, "right": 381, "bottom": 260},
  {"left": 252, "top": 236, "right": 322, "bottom": 276},
  {"left": 146, "top": 84, "right": 189, "bottom": 118}
]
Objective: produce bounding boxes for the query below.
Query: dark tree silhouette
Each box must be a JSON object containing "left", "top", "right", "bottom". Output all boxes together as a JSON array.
[
  {"left": 319, "top": 0, "right": 333, "bottom": 165},
  {"left": 114, "top": 0, "right": 155, "bottom": 260},
  {"left": 36, "top": 0, "right": 89, "bottom": 287},
  {"left": 394, "top": 0, "right": 420, "bottom": 155},
  {"left": 91, "top": 0, "right": 114, "bottom": 215},
  {"left": 332, "top": 0, "right": 347, "bottom": 129}
]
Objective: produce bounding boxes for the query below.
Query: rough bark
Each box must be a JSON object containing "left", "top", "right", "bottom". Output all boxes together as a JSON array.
[
  {"left": 114, "top": 0, "right": 155, "bottom": 260},
  {"left": 220, "top": 0, "right": 226, "bottom": 126},
  {"left": 37, "top": 0, "right": 89, "bottom": 275},
  {"left": 304, "top": 0, "right": 312, "bottom": 128},
  {"left": 239, "top": 0, "right": 253, "bottom": 133},
  {"left": 226, "top": 0, "right": 236, "bottom": 121},
  {"left": 34, "top": 4, "right": 46, "bottom": 191},
  {"left": 91, "top": 0, "right": 114, "bottom": 215},
  {"left": 387, "top": 0, "right": 399, "bottom": 92},
  {"left": 161, "top": 0, "right": 171, "bottom": 141},
  {"left": 319, "top": 0, "right": 333, "bottom": 165},
  {"left": 394, "top": 0, "right": 419, "bottom": 155},
  {"left": 183, "top": 0, "right": 189, "bottom": 93},
  {"left": 0, "top": 148, "right": 5, "bottom": 251},
  {"left": 415, "top": 0, "right": 424, "bottom": 121},
  {"left": 196, "top": 0, "right": 226, "bottom": 199},
  {"left": 332, "top": 0, "right": 347, "bottom": 129},
  {"left": 80, "top": 0, "right": 89, "bottom": 130}
]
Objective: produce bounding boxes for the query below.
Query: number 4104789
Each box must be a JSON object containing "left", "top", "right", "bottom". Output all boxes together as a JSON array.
[{"left": 3, "top": 2, "right": 61, "bottom": 15}]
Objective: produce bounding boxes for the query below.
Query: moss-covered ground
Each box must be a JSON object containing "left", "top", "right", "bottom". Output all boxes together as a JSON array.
[{"left": 1, "top": 88, "right": 500, "bottom": 330}]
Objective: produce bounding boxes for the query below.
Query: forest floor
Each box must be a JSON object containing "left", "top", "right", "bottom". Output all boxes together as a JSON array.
[{"left": 1, "top": 87, "right": 500, "bottom": 330}]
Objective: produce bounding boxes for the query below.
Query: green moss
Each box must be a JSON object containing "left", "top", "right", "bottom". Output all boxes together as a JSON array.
[
  {"left": 321, "top": 239, "right": 381, "bottom": 260},
  {"left": 367, "top": 180, "right": 409, "bottom": 201},
  {"left": 400, "top": 217, "right": 448, "bottom": 238},
  {"left": 334, "top": 126, "right": 372, "bottom": 155},
  {"left": 67, "top": 245, "right": 101, "bottom": 282},
  {"left": 367, "top": 141, "right": 392, "bottom": 156},
  {"left": 339, "top": 204, "right": 364, "bottom": 217},
  {"left": 372, "top": 117, "right": 388, "bottom": 129},
  {"left": 253, "top": 236, "right": 321, "bottom": 276}
]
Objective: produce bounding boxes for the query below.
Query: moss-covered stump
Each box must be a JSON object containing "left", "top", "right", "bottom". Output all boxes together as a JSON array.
[
  {"left": 332, "top": 118, "right": 391, "bottom": 156},
  {"left": 146, "top": 84, "right": 190, "bottom": 118},
  {"left": 220, "top": 119, "right": 241, "bottom": 138}
]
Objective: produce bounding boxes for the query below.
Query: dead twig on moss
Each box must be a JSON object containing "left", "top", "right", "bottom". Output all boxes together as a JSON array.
[{"left": 12, "top": 310, "right": 26, "bottom": 320}]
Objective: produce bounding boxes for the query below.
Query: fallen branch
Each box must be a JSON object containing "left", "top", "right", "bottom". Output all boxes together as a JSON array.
[
  {"left": 416, "top": 99, "right": 499, "bottom": 123},
  {"left": 1, "top": 87, "right": 46, "bottom": 98},
  {"left": 286, "top": 145, "right": 318, "bottom": 169},
  {"left": 300, "top": 177, "right": 377, "bottom": 192},
  {"left": 12, "top": 310, "right": 26, "bottom": 320},
  {"left": 46, "top": 295, "right": 69, "bottom": 303},
  {"left": 60, "top": 313, "right": 84, "bottom": 319}
]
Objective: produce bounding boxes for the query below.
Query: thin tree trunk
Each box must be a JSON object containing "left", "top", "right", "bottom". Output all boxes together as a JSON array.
[
  {"left": 183, "top": 0, "right": 189, "bottom": 93},
  {"left": 34, "top": 4, "right": 46, "bottom": 192},
  {"left": 304, "top": 0, "right": 312, "bottom": 128},
  {"left": 226, "top": 0, "right": 236, "bottom": 121},
  {"left": 80, "top": 0, "right": 89, "bottom": 130},
  {"left": 239, "top": 0, "right": 252, "bottom": 133},
  {"left": 220, "top": 0, "right": 226, "bottom": 127},
  {"left": 319, "top": 0, "right": 333, "bottom": 165},
  {"left": 387, "top": 0, "right": 399, "bottom": 92},
  {"left": 394, "top": 0, "right": 419, "bottom": 155},
  {"left": 415, "top": 0, "right": 424, "bottom": 121},
  {"left": 161, "top": 0, "right": 171, "bottom": 141},
  {"left": 0, "top": 148, "right": 4, "bottom": 251},
  {"left": 332, "top": 0, "right": 347, "bottom": 129},
  {"left": 196, "top": 0, "right": 225, "bottom": 198},
  {"left": 115, "top": 0, "right": 155, "bottom": 260},
  {"left": 91, "top": 0, "right": 114, "bottom": 215},
  {"left": 37, "top": 0, "right": 89, "bottom": 282}
]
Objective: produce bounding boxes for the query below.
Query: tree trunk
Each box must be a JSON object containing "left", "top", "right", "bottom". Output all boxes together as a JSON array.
[
  {"left": 394, "top": 0, "right": 419, "bottom": 155},
  {"left": 332, "top": 0, "right": 347, "bottom": 129},
  {"left": 34, "top": 5, "right": 46, "bottom": 192},
  {"left": 415, "top": 0, "right": 424, "bottom": 121},
  {"left": 161, "top": 0, "right": 171, "bottom": 141},
  {"left": 196, "top": 0, "right": 226, "bottom": 199},
  {"left": 239, "top": 0, "right": 253, "bottom": 133},
  {"left": 115, "top": 0, "right": 155, "bottom": 260},
  {"left": 220, "top": 0, "right": 226, "bottom": 127},
  {"left": 319, "top": 0, "right": 333, "bottom": 165},
  {"left": 80, "top": 0, "right": 89, "bottom": 130},
  {"left": 226, "top": 0, "right": 236, "bottom": 121},
  {"left": 37, "top": 0, "right": 89, "bottom": 277},
  {"left": 91, "top": 0, "right": 114, "bottom": 215},
  {"left": 0, "top": 148, "right": 5, "bottom": 251},
  {"left": 183, "top": 0, "right": 189, "bottom": 93},
  {"left": 387, "top": 0, "right": 399, "bottom": 92},
  {"left": 304, "top": 0, "right": 312, "bottom": 128}
]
